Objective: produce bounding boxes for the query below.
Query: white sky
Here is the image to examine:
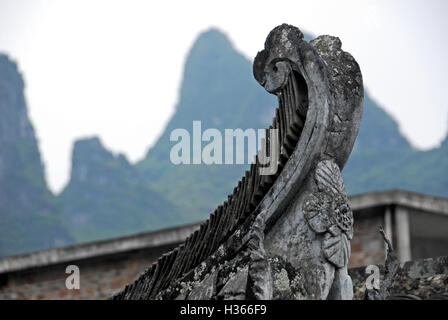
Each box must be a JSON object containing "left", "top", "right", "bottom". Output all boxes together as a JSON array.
[{"left": 0, "top": 0, "right": 447, "bottom": 193}]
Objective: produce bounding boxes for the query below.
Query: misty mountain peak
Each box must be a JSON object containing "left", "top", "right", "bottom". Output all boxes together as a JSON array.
[
  {"left": 0, "top": 54, "right": 25, "bottom": 90},
  {"left": 192, "top": 28, "right": 235, "bottom": 57},
  {"left": 70, "top": 137, "right": 133, "bottom": 184},
  {"left": 0, "top": 54, "right": 73, "bottom": 256}
]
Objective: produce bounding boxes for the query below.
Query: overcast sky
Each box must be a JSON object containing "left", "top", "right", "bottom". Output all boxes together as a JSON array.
[{"left": 0, "top": 0, "right": 447, "bottom": 193}]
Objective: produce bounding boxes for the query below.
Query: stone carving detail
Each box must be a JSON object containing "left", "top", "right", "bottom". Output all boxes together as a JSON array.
[
  {"left": 112, "top": 24, "right": 363, "bottom": 300},
  {"left": 303, "top": 160, "right": 354, "bottom": 268},
  {"left": 323, "top": 231, "right": 351, "bottom": 269}
]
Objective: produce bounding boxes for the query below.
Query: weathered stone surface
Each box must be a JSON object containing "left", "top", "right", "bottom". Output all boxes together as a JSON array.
[
  {"left": 350, "top": 256, "right": 448, "bottom": 300},
  {"left": 187, "top": 270, "right": 218, "bottom": 300},
  {"left": 113, "top": 24, "right": 363, "bottom": 300},
  {"left": 327, "top": 266, "right": 354, "bottom": 300},
  {"left": 217, "top": 266, "right": 248, "bottom": 300}
]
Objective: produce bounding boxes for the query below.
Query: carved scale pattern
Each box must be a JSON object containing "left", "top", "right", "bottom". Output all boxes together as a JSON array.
[{"left": 303, "top": 160, "right": 354, "bottom": 268}]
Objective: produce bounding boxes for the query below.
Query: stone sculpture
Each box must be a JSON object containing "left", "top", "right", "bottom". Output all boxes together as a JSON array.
[{"left": 112, "top": 24, "right": 363, "bottom": 300}]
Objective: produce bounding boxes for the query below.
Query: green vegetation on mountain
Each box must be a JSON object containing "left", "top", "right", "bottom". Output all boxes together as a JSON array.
[
  {"left": 0, "top": 55, "right": 73, "bottom": 257},
  {"left": 344, "top": 94, "right": 448, "bottom": 196},
  {"left": 59, "top": 138, "right": 181, "bottom": 243}
]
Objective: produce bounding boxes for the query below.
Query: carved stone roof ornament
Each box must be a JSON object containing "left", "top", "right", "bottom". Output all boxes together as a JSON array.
[{"left": 112, "top": 24, "right": 363, "bottom": 300}]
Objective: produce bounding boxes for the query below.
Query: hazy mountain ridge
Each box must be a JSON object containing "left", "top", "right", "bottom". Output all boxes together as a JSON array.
[
  {"left": 59, "top": 137, "right": 181, "bottom": 243},
  {"left": 0, "top": 29, "right": 447, "bottom": 256},
  {"left": 0, "top": 55, "right": 73, "bottom": 257},
  {"left": 344, "top": 93, "right": 448, "bottom": 196}
]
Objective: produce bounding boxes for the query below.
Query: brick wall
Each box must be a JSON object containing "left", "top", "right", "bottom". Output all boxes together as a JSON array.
[
  {"left": 0, "top": 217, "right": 388, "bottom": 300},
  {"left": 348, "top": 211, "right": 386, "bottom": 268},
  {"left": 0, "top": 244, "right": 178, "bottom": 300}
]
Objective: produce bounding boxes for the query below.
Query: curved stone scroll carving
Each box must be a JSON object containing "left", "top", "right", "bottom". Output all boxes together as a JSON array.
[
  {"left": 112, "top": 24, "right": 363, "bottom": 300},
  {"left": 253, "top": 24, "right": 362, "bottom": 300}
]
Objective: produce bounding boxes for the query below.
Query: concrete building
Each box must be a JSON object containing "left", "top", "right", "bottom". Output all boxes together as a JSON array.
[
  {"left": 0, "top": 189, "right": 447, "bottom": 300},
  {"left": 350, "top": 189, "right": 448, "bottom": 266}
]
